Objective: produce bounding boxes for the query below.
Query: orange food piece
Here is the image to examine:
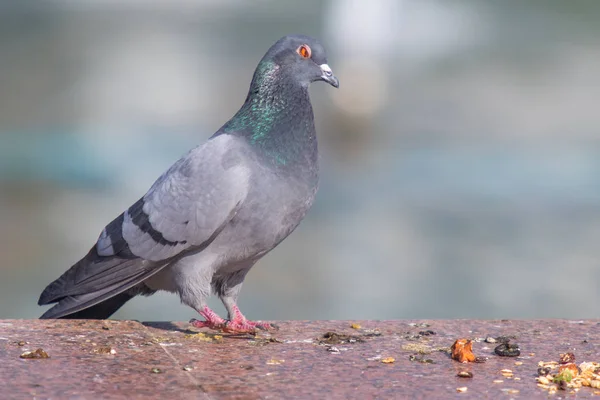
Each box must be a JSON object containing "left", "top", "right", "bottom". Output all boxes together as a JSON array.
[
  {"left": 558, "top": 363, "right": 579, "bottom": 378},
  {"left": 451, "top": 339, "right": 476, "bottom": 363}
]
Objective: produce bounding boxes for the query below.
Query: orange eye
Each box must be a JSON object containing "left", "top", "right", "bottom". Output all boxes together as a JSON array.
[{"left": 297, "top": 44, "right": 311, "bottom": 59}]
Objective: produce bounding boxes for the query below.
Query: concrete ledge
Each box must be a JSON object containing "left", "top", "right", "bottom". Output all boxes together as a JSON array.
[{"left": 1, "top": 319, "right": 599, "bottom": 399}]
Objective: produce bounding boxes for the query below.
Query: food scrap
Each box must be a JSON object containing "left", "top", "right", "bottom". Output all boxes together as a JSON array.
[
  {"left": 327, "top": 346, "right": 341, "bottom": 354},
  {"left": 184, "top": 332, "right": 222, "bottom": 342},
  {"left": 559, "top": 352, "right": 576, "bottom": 364},
  {"left": 536, "top": 352, "right": 600, "bottom": 393},
  {"left": 456, "top": 386, "right": 468, "bottom": 393},
  {"left": 20, "top": 348, "right": 50, "bottom": 359},
  {"left": 350, "top": 323, "right": 362, "bottom": 329},
  {"left": 500, "top": 369, "right": 514, "bottom": 378},
  {"left": 248, "top": 337, "right": 283, "bottom": 347},
  {"left": 457, "top": 371, "right": 473, "bottom": 378},
  {"left": 92, "top": 346, "right": 116, "bottom": 355},
  {"left": 381, "top": 357, "right": 395, "bottom": 364},
  {"left": 451, "top": 339, "right": 478, "bottom": 363}
]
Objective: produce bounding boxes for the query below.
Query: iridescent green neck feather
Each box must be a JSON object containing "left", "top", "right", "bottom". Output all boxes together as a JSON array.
[{"left": 219, "top": 60, "right": 317, "bottom": 168}]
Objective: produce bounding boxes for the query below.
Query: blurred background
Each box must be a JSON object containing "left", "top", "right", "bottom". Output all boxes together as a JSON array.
[{"left": 1, "top": 0, "right": 600, "bottom": 322}]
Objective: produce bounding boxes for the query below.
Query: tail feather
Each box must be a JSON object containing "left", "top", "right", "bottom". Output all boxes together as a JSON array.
[
  {"left": 40, "top": 282, "right": 156, "bottom": 319},
  {"left": 38, "top": 248, "right": 151, "bottom": 305},
  {"left": 41, "top": 291, "right": 135, "bottom": 319},
  {"left": 39, "top": 246, "right": 168, "bottom": 319}
]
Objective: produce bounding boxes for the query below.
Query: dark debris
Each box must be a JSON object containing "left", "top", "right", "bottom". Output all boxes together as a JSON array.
[
  {"left": 318, "top": 332, "right": 365, "bottom": 345},
  {"left": 408, "top": 354, "right": 435, "bottom": 364},
  {"left": 494, "top": 341, "right": 521, "bottom": 357}
]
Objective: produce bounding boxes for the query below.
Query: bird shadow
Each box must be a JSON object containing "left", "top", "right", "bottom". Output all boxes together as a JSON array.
[{"left": 142, "top": 321, "right": 196, "bottom": 334}]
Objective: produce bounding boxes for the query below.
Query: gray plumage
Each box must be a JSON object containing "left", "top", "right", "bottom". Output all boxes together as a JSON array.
[{"left": 39, "top": 34, "right": 338, "bottom": 324}]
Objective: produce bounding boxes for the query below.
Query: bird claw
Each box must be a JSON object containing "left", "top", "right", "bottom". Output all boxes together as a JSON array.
[
  {"left": 221, "top": 320, "right": 275, "bottom": 334},
  {"left": 189, "top": 318, "right": 226, "bottom": 331},
  {"left": 251, "top": 321, "right": 279, "bottom": 331},
  {"left": 190, "top": 318, "right": 276, "bottom": 334}
]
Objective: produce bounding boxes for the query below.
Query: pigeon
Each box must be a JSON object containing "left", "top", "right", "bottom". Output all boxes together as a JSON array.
[{"left": 38, "top": 34, "right": 339, "bottom": 333}]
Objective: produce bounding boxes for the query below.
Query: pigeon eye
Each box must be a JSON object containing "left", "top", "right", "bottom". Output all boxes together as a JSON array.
[{"left": 297, "top": 44, "right": 311, "bottom": 59}]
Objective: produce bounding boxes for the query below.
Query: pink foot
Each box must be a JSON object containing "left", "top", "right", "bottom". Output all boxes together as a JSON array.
[
  {"left": 189, "top": 305, "right": 277, "bottom": 334},
  {"left": 189, "top": 306, "right": 226, "bottom": 330},
  {"left": 221, "top": 305, "right": 278, "bottom": 334}
]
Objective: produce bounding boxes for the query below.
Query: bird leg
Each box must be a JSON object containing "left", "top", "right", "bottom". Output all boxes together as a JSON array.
[{"left": 189, "top": 305, "right": 227, "bottom": 330}]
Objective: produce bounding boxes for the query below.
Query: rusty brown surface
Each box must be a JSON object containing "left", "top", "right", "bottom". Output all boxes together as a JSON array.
[{"left": 1, "top": 319, "right": 599, "bottom": 399}]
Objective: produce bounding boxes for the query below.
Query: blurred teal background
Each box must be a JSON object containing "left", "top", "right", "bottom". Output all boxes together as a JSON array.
[{"left": 1, "top": 0, "right": 600, "bottom": 321}]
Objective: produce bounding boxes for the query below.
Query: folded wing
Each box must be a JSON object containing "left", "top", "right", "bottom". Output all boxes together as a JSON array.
[{"left": 39, "top": 134, "right": 250, "bottom": 318}]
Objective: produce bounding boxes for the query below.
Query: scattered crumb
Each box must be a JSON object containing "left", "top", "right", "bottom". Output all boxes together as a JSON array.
[
  {"left": 501, "top": 369, "right": 514, "bottom": 378},
  {"left": 456, "top": 387, "right": 468, "bottom": 393},
  {"left": 559, "top": 352, "right": 576, "bottom": 364},
  {"left": 92, "top": 346, "right": 116, "bottom": 355},
  {"left": 350, "top": 323, "right": 361, "bottom": 329},
  {"left": 266, "top": 359, "right": 284, "bottom": 365},
  {"left": 402, "top": 342, "right": 432, "bottom": 354},
  {"left": 184, "top": 332, "right": 222, "bottom": 342},
  {"left": 183, "top": 366, "right": 193, "bottom": 371},
  {"left": 408, "top": 354, "right": 434, "bottom": 364},
  {"left": 493, "top": 380, "right": 504, "bottom": 384},
  {"left": 20, "top": 348, "right": 50, "bottom": 359},
  {"left": 514, "top": 361, "right": 523, "bottom": 366},
  {"left": 152, "top": 336, "right": 174, "bottom": 344},
  {"left": 381, "top": 357, "right": 395, "bottom": 364},
  {"left": 248, "top": 337, "right": 282, "bottom": 347},
  {"left": 151, "top": 368, "right": 162, "bottom": 374},
  {"left": 327, "top": 346, "right": 341, "bottom": 354},
  {"left": 362, "top": 329, "right": 382, "bottom": 337},
  {"left": 457, "top": 371, "right": 473, "bottom": 378}
]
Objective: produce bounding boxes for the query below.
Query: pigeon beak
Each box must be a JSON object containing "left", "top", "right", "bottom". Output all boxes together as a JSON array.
[{"left": 319, "top": 64, "right": 339, "bottom": 88}]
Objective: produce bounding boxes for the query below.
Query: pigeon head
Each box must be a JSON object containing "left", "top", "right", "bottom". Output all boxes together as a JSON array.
[
  {"left": 220, "top": 34, "right": 336, "bottom": 165},
  {"left": 254, "top": 34, "right": 339, "bottom": 89}
]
